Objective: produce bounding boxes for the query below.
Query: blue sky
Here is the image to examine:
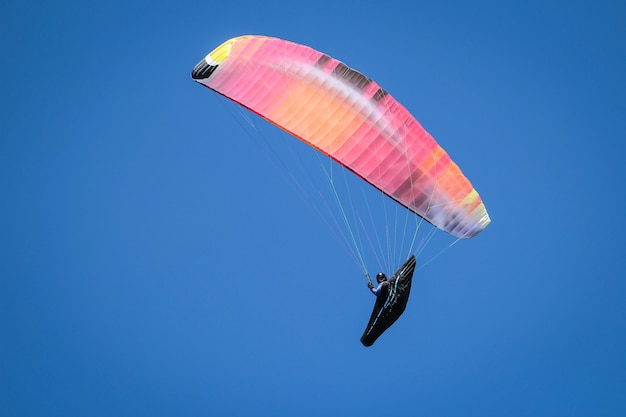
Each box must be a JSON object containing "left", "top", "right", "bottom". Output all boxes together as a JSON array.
[{"left": 2, "top": 0, "right": 625, "bottom": 416}]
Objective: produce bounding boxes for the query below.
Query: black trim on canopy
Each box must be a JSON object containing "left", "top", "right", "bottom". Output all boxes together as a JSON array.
[{"left": 192, "top": 59, "right": 218, "bottom": 80}]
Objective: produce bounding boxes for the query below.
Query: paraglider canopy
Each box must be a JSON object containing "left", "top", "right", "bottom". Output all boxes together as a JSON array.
[{"left": 191, "top": 35, "right": 490, "bottom": 239}]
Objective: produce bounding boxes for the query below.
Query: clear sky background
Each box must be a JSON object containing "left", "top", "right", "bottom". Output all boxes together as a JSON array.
[{"left": 2, "top": 1, "right": 626, "bottom": 416}]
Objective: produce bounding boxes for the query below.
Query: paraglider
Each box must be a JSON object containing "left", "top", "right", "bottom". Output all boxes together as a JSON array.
[
  {"left": 362, "top": 255, "right": 416, "bottom": 347},
  {"left": 192, "top": 35, "right": 490, "bottom": 345}
]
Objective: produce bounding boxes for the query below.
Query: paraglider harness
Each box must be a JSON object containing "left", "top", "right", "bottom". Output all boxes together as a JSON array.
[{"left": 361, "top": 255, "right": 416, "bottom": 347}]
